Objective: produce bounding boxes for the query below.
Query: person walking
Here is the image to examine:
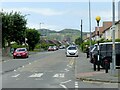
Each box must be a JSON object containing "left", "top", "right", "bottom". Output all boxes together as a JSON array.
[{"left": 85, "top": 46, "right": 89, "bottom": 58}]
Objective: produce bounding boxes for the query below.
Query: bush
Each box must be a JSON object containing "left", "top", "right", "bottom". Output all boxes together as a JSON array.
[
  {"left": 115, "top": 39, "right": 120, "bottom": 42},
  {"left": 11, "top": 43, "right": 26, "bottom": 48}
]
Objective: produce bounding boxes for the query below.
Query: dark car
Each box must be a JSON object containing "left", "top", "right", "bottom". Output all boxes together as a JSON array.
[
  {"left": 90, "top": 42, "right": 120, "bottom": 68},
  {"left": 13, "top": 48, "right": 29, "bottom": 59}
]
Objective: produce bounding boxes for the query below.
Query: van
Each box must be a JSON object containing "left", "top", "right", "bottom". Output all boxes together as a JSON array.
[{"left": 90, "top": 42, "right": 120, "bottom": 68}]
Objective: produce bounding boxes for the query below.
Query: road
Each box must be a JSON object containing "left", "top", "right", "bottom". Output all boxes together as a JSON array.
[{"left": 2, "top": 49, "right": 118, "bottom": 89}]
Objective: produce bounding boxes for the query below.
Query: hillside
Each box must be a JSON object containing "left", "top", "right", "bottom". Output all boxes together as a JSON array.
[{"left": 37, "top": 28, "right": 87, "bottom": 42}]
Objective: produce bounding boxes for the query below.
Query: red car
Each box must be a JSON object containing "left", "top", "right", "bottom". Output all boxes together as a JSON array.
[
  {"left": 13, "top": 48, "right": 29, "bottom": 59},
  {"left": 48, "top": 46, "right": 54, "bottom": 51}
]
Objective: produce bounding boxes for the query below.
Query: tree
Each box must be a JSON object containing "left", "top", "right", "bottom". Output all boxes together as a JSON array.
[
  {"left": 26, "top": 29, "right": 40, "bottom": 51},
  {"left": 1, "top": 11, "right": 27, "bottom": 47},
  {"left": 75, "top": 37, "right": 82, "bottom": 45}
]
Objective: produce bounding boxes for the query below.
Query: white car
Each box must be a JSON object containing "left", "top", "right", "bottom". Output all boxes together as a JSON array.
[{"left": 66, "top": 45, "right": 78, "bottom": 57}]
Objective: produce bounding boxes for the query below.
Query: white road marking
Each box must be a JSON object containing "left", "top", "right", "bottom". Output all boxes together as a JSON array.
[
  {"left": 14, "top": 70, "right": 16, "bottom": 71},
  {"left": 53, "top": 74, "right": 59, "bottom": 77},
  {"left": 29, "top": 73, "right": 43, "bottom": 78},
  {"left": 60, "top": 84, "right": 67, "bottom": 89},
  {"left": 53, "top": 73, "right": 64, "bottom": 78},
  {"left": 67, "top": 65, "right": 72, "bottom": 68},
  {"left": 22, "top": 66, "right": 25, "bottom": 68},
  {"left": 75, "top": 82, "right": 79, "bottom": 88},
  {"left": 61, "top": 80, "right": 72, "bottom": 84},
  {"left": 65, "top": 69, "right": 69, "bottom": 72},
  {"left": 12, "top": 74, "right": 20, "bottom": 77},
  {"left": 29, "top": 63, "right": 31, "bottom": 65}
]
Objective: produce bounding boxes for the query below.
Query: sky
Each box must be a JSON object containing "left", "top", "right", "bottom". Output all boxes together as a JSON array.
[{"left": 1, "top": 0, "right": 119, "bottom": 32}]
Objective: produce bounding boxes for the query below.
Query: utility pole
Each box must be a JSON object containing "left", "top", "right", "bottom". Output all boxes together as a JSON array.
[
  {"left": 81, "top": 19, "right": 83, "bottom": 51},
  {"left": 89, "top": 0, "right": 92, "bottom": 49},
  {"left": 111, "top": 0, "right": 116, "bottom": 75},
  {"left": 39, "top": 22, "right": 44, "bottom": 51}
]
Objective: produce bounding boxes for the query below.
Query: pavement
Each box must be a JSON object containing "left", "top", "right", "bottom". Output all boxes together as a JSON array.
[{"left": 76, "top": 51, "right": 120, "bottom": 83}]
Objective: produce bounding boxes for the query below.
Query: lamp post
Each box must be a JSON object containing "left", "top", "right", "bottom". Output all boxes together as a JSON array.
[
  {"left": 96, "top": 16, "right": 101, "bottom": 71},
  {"left": 39, "top": 22, "right": 44, "bottom": 51},
  {"left": 80, "top": 19, "right": 83, "bottom": 51},
  {"left": 24, "top": 14, "right": 30, "bottom": 48}
]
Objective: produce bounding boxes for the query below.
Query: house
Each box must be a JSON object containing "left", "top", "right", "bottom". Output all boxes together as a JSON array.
[
  {"left": 91, "top": 27, "right": 103, "bottom": 41},
  {"left": 102, "top": 21, "right": 120, "bottom": 40},
  {"left": 114, "top": 20, "right": 120, "bottom": 39},
  {"left": 101, "top": 22, "right": 112, "bottom": 40}
]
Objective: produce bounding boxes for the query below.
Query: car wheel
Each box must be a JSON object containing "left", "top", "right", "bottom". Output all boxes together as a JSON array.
[{"left": 13, "top": 57, "right": 16, "bottom": 59}]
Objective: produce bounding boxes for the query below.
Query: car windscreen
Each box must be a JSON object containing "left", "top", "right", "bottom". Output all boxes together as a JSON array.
[
  {"left": 68, "top": 47, "right": 76, "bottom": 50},
  {"left": 16, "top": 49, "right": 26, "bottom": 52}
]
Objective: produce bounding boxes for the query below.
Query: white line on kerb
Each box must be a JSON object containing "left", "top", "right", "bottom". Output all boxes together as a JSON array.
[{"left": 12, "top": 74, "right": 20, "bottom": 77}]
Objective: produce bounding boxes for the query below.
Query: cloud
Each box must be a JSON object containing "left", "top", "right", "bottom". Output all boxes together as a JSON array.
[
  {"left": 26, "top": 23, "right": 63, "bottom": 31},
  {"left": 2, "top": 8, "right": 66, "bottom": 16}
]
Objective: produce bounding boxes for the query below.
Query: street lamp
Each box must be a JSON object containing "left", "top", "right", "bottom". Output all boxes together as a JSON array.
[
  {"left": 39, "top": 22, "right": 44, "bottom": 51},
  {"left": 95, "top": 16, "right": 101, "bottom": 71},
  {"left": 24, "top": 14, "right": 30, "bottom": 48}
]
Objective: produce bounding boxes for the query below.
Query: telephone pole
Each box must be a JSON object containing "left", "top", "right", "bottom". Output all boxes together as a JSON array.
[
  {"left": 111, "top": 0, "right": 116, "bottom": 75},
  {"left": 81, "top": 19, "right": 83, "bottom": 51}
]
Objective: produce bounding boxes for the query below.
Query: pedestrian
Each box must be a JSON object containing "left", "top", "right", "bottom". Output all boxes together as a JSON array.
[{"left": 85, "top": 46, "right": 89, "bottom": 58}]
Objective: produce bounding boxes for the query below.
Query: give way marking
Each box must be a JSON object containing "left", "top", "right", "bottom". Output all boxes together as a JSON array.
[
  {"left": 29, "top": 73, "right": 43, "bottom": 78},
  {"left": 53, "top": 73, "right": 64, "bottom": 78}
]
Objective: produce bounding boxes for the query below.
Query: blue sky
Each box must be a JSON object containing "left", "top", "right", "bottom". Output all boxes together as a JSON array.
[{"left": 1, "top": 1, "right": 119, "bottom": 32}]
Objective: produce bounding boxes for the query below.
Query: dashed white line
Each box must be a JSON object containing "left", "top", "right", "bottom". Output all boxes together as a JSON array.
[
  {"left": 12, "top": 74, "right": 20, "bottom": 77},
  {"left": 75, "top": 82, "right": 79, "bottom": 88}
]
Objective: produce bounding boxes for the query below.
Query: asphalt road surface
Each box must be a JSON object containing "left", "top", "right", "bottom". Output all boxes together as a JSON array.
[{"left": 2, "top": 49, "right": 118, "bottom": 89}]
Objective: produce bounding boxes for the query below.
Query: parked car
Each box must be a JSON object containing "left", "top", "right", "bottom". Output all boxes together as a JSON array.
[
  {"left": 48, "top": 46, "right": 54, "bottom": 51},
  {"left": 13, "top": 48, "right": 29, "bottom": 59},
  {"left": 59, "top": 45, "right": 66, "bottom": 49},
  {"left": 66, "top": 45, "right": 78, "bottom": 57},
  {"left": 90, "top": 42, "right": 120, "bottom": 68}
]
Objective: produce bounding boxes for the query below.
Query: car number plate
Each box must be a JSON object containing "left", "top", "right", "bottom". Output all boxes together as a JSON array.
[{"left": 17, "top": 54, "right": 21, "bottom": 56}]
